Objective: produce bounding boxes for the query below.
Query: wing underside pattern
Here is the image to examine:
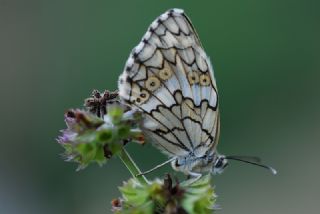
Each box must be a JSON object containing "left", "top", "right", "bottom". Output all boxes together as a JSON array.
[{"left": 118, "top": 9, "right": 219, "bottom": 157}]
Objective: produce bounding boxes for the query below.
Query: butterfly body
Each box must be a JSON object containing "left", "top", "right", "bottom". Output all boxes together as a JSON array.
[{"left": 118, "top": 9, "right": 228, "bottom": 176}]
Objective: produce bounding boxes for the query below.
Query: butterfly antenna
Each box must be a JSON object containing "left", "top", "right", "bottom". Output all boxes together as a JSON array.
[
  {"left": 226, "top": 155, "right": 262, "bottom": 163},
  {"left": 225, "top": 156, "right": 277, "bottom": 175}
]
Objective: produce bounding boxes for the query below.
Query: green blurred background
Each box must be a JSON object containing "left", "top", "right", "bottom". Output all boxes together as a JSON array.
[{"left": 1, "top": 0, "right": 319, "bottom": 213}]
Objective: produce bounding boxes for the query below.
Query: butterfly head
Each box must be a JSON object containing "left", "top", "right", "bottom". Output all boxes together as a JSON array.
[{"left": 212, "top": 155, "right": 228, "bottom": 175}]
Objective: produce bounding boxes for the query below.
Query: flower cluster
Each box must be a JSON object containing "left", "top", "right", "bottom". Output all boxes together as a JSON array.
[
  {"left": 57, "top": 105, "right": 144, "bottom": 170},
  {"left": 113, "top": 174, "right": 216, "bottom": 214}
]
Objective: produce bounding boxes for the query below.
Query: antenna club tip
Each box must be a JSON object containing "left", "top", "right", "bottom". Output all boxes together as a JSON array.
[{"left": 270, "top": 168, "right": 278, "bottom": 175}]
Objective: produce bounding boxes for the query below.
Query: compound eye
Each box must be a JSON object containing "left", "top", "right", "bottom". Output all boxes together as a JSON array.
[{"left": 215, "top": 158, "right": 224, "bottom": 168}]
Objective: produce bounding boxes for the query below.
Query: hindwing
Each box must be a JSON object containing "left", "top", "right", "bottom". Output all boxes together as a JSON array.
[{"left": 118, "top": 9, "right": 219, "bottom": 157}]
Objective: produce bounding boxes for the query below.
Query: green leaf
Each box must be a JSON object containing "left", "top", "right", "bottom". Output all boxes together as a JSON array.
[
  {"left": 94, "top": 144, "right": 107, "bottom": 166},
  {"left": 119, "top": 179, "right": 150, "bottom": 206},
  {"left": 108, "top": 106, "right": 124, "bottom": 125},
  {"left": 181, "top": 175, "right": 216, "bottom": 214},
  {"left": 97, "top": 129, "right": 113, "bottom": 142},
  {"left": 116, "top": 126, "right": 130, "bottom": 139}
]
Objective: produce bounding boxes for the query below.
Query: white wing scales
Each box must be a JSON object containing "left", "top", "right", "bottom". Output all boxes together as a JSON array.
[{"left": 118, "top": 9, "right": 219, "bottom": 158}]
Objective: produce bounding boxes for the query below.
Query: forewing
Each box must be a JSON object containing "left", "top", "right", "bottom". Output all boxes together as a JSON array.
[{"left": 118, "top": 9, "right": 219, "bottom": 157}]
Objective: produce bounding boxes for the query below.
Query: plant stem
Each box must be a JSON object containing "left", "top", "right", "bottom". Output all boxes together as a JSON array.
[{"left": 118, "top": 148, "right": 148, "bottom": 185}]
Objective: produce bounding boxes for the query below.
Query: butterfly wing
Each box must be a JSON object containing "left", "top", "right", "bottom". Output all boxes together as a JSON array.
[{"left": 118, "top": 9, "right": 219, "bottom": 158}]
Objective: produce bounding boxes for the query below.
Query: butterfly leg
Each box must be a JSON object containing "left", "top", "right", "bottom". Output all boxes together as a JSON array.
[
  {"left": 184, "top": 171, "right": 202, "bottom": 185},
  {"left": 136, "top": 157, "right": 176, "bottom": 177}
]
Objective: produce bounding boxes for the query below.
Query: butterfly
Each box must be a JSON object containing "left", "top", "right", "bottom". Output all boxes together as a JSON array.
[{"left": 118, "top": 8, "right": 276, "bottom": 178}]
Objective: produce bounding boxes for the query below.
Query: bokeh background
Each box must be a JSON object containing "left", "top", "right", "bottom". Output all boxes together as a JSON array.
[{"left": 1, "top": 0, "right": 319, "bottom": 213}]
